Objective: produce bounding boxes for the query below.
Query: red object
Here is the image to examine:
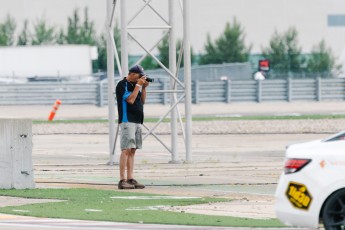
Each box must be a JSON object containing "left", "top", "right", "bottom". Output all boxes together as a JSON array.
[
  {"left": 259, "top": 59, "right": 270, "bottom": 71},
  {"left": 284, "top": 158, "right": 311, "bottom": 174},
  {"left": 48, "top": 99, "right": 62, "bottom": 121}
]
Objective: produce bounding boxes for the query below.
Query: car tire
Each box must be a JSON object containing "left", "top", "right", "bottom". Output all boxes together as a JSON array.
[{"left": 322, "top": 189, "right": 345, "bottom": 230}]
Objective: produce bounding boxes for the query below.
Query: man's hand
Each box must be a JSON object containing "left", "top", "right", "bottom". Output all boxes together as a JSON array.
[
  {"left": 142, "top": 80, "right": 149, "bottom": 88},
  {"left": 137, "top": 77, "right": 146, "bottom": 86},
  {"left": 142, "top": 76, "right": 150, "bottom": 88}
]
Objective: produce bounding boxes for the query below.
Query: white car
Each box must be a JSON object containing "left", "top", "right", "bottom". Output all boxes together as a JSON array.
[{"left": 275, "top": 130, "right": 345, "bottom": 229}]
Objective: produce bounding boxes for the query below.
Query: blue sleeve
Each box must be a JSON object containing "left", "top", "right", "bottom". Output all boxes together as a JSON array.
[
  {"left": 123, "top": 91, "right": 131, "bottom": 100},
  {"left": 123, "top": 82, "right": 131, "bottom": 100},
  {"left": 116, "top": 81, "right": 130, "bottom": 100}
]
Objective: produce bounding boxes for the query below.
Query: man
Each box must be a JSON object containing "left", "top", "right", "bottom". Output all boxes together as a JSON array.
[{"left": 115, "top": 65, "right": 149, "bottom": 189}]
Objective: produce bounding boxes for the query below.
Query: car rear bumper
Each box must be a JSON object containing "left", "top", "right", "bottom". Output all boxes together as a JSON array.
[{"left": 275, "top": 173, "right": 319, "bottom": 228}]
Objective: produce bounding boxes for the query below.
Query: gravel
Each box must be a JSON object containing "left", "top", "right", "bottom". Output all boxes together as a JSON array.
[{"left": 33, "top": 119, "right": 345, "bottom": 135}]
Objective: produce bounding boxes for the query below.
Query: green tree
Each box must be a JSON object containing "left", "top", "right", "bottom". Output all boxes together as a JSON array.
[
  {"left": 64, "top": 8, "right": 96, "bottom": 45},
  {"left": 199, "top": 35, "right": 221, "bottom": 64},
  {"left": 31, "top": 18, "right": 56, "bottom": 45},
  {"left": 262, "top": 27, "right": 304, "bottom": 76},
  {"left": 306, "top": 40, "right": 341, "bottom": 77},
  {"left": 199, "top": 19, "right": 251, "bottom": 65},
  {"left": 0, "top": 15, "right": 16, "bottom": 46},
  {"left": 157, "top": 35, "right": 169, "bottom": 67},
  {"left": 156, "top": 35, "right": 196, "bottom": 68},
  {"left": 94, "top": 22, "right": 121, "bottom": 72},
  {"left": 176, "top": 39, "right": 196, "bottom": 66},
  {"left": 17, "top": 19, "right": 30, "bottom": 45},
  {"left": 140, "top": 56, "right": 158, "bottom": 70},
  {"left": 56, "top": 29, "right": 66, "bottom": 45},
  {"left": 61, "top": 7, "right": 99, "bottom": 72}
]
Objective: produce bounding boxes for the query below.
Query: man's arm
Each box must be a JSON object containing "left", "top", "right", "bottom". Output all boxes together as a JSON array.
[
  {"left": 141, "top": 80, "right": 149, "bottom": 104},
  {"left": 126, "top": 85, "right": 141, "bottom": 104},
  {"left": 141, "top": 86, "right": 147, "bottom": 104},
  {"left": 126, "top": 78, "right": 146, "bottom": 104}
]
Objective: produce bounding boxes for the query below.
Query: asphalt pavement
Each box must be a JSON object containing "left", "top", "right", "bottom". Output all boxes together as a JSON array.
[{"left": 0, "top": 101, "right": 338, "bottom": 229}]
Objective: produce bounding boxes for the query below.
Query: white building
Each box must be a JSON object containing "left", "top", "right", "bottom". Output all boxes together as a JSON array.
[{"left": 0, "top": 45, "right": 98, "bottom": 78}]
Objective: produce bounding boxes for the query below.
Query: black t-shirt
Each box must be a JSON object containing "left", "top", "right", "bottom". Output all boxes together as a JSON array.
[{"left": 116, "top": 79, "right": 144, "bottom": 124}]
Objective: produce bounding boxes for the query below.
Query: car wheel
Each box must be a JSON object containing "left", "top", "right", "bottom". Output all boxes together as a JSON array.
[{"left": 323, "top": 189, "right": 345, "bottom": 230}]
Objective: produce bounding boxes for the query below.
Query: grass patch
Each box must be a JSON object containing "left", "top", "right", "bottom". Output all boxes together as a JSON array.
[
  {"left": 33, "top": 114, "right": 345, "bottom": 124},
  {"left": 0, "top": 188, "right": 283, "bottom": 227}
]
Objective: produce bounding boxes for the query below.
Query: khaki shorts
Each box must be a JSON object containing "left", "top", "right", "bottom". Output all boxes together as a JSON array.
[{"left": 120, "top": 122, "right": 142, "bottom": 150}]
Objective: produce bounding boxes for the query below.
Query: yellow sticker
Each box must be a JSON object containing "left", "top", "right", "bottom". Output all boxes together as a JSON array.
[{"left": 285, "top": 181, "right": 312, "bottom": 210}]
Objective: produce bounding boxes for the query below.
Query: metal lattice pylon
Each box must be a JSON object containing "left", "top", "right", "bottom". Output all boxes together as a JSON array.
[{"left": 106, "top": 0, "right": 192, "bottom": 165}]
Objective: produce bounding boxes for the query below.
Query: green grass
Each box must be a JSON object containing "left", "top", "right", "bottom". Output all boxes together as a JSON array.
[
  {"left": 0, "top": 188, "right": 284, "bottom": 227},
  {"left": 33, "top": 114, "right": 345, "bottom": 124}
]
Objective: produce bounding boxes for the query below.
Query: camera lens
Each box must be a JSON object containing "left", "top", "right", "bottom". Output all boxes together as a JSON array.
[{"left": 146, "top": 77, "right": 154, "bottom": 82}]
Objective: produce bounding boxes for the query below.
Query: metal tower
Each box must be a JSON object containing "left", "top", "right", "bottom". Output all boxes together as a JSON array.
[{"left": 106, "top": 0, "right": 192, "bottom": 164}]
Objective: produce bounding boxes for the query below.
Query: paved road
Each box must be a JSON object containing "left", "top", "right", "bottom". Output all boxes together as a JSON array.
[
  {"left": 0, "top": 102, "right": 333, "bottom": 229},
  {"left": 0, "top": 216, "right": 305, "bottom": 230},
  {"left": 0, "top": 214, "right": 232, "bottom": 230},
  {"left": 1, "top": 133, "right": 322, "bottom": 229}
]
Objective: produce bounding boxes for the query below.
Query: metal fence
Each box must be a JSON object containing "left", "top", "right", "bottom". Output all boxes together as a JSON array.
[
  {"left": 146, "top": 62, "right": 252, "bottom": 81},
  {"left": 0, "top": 82, "right": 100, "bottom": 105},
  {"left": 1, "top": 78, "right": 345, "bottom": 106}
]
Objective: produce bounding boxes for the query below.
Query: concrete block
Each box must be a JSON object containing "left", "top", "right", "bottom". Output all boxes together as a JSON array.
[{"left": 0, "top": 119, "right": 35, "bottom": 189}]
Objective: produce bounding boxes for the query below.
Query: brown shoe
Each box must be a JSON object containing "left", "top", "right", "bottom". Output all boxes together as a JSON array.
[
  {"left": 118, "top": 180, "right": 135, "bottom": 189},
  {"left": 127, "top": 179, "right": 145, "bottom": 189}
]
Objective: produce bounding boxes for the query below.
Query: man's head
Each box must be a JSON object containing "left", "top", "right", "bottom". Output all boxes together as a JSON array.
[
  {"left": 129, "top": 65, "right": 146, "bottom": 76},
  {"left": 127, "top": 65, "right": 146, "bottom": 82}
]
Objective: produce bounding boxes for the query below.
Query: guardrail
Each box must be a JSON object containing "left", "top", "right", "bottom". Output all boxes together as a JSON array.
[{"left": 1, "top": 78, "right": 344, "bottom": 106}]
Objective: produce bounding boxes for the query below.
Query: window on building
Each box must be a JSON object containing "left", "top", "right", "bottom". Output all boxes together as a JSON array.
[{"left": 328, "top": 15, "right": 345, "bottom": 26}]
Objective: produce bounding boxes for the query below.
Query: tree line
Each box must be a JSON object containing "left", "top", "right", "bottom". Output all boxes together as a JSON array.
[
  {"left": 0, "top": 9, "right": 340, "bottom": 78},
  {"left": 199, "top": 19, "right": 340, "bottom": 78}
]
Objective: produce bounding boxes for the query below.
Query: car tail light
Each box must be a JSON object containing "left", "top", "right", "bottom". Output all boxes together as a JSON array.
[{"left": 284, "top": 158, "right": 311, "bottom": 174}]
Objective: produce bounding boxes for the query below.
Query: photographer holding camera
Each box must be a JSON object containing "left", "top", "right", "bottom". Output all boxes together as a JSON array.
[{"left": 115, "top": 65, "right": 151, "bottom": 189}]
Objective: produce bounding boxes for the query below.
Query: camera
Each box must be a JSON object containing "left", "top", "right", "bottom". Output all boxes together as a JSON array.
[{"left": 145, "top": 77, "right": 154, "bottom": 82}]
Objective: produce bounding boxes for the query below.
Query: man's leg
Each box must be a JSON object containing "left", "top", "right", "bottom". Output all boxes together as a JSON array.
[
  {"left": 127, "top": 148, "right": 145, "bottom": 189},
  {"left": 118, "top": 149, "right": 134, "bottom": 189},
  {"left": 127, "top": 148, "right": 136, "bottom": 180},
  {"left": 125, "top": 124, "right": 145, "bottom": 189},
  {"left": 119, "top": 149, "right": 130, "bottom": 180}
]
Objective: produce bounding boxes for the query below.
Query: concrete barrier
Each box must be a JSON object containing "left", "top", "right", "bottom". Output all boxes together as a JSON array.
[{"left": 0, "top": 119, "right": 35, "bottom": 189}]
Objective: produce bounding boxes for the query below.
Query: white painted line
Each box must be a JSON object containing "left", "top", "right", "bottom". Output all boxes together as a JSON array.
[
  {"left": 110, "top": 196, "right": 200, "bottom": 200},
  {"left": 75, "top": 155, "right": 89, "bottom": 158},
  {"left": 84, "top": 209, "right": 103, "bottom": 212},
  {"left": 12, "top": 210, "right": 31, "bottom": 213},
  {"left": 126, "top": 205, "right": 165, "bottom": 211}
]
